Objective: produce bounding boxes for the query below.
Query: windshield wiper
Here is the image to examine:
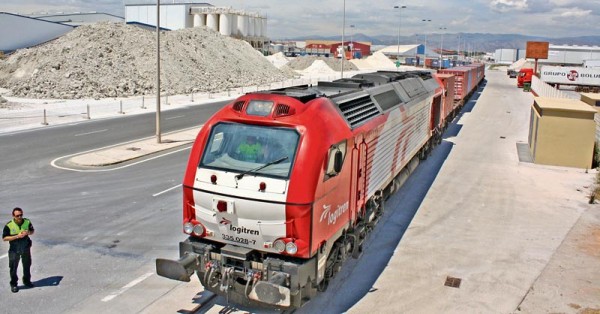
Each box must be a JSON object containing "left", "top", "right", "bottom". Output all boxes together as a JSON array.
[{"left": 235, "top": 156, "right": 289, "bottom": 180}]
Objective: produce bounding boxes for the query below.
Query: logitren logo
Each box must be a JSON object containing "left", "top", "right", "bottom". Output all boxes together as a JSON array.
[
  {"left": 320, "top": 202, "right": 349, "bottom": 225},
  {"left": 567, "top": 70, "right": 579, "bottom": 81}
]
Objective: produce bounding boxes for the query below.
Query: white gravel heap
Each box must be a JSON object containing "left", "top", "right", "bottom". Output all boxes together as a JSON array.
[
  {"left": 265, "top": 52, "right": 290, "bottom": 69},
  {"left": 287, "top": 55, "right": 358, "bottom": 72},
  {"left": 0, "top": 22, "right": 293, "bottom": 99}
]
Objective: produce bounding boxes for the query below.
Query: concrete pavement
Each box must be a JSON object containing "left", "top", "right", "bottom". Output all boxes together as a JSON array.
[{"left": 349, "top": 70, "right": 600, "bottom": 313}]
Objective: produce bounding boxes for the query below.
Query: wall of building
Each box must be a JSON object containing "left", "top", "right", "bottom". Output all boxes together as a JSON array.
[
  {"left": 0, "top": 13, "right": 74, "bottom": 52},
  {"left": 125, "top": 4, "right": 189, "bottom": 30}
]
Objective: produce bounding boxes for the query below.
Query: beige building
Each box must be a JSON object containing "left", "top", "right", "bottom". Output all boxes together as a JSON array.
[{"left": 529, "top": 97, "right": 597, "bottom": 169}]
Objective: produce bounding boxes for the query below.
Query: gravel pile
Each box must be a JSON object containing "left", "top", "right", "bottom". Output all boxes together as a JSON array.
[
  {"left": 0, "top": 22, "right": 293, "bottom": 99},
  {"left": 287, "top": 56, "right": 358, "bottom": 72}
]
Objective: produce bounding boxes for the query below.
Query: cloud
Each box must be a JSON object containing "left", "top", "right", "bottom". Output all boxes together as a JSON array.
[
  {"left": 490, "top": 0, "right": 528, "bottom": 12},
  {"left": 560, "top": 8, "right": 593, "bottom": 17}
]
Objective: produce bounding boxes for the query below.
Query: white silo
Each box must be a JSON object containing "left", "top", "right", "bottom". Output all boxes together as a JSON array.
[
  {"left": 253, "top": 17, "right": 260, "bottom": 37},
  {"left": 230, "top": 14, "right": 238, "bottom": 36},
  {"left": 219, "top": 13, "right": 232, "bottom": 36},
  {"left": 238, "top": 14, "right": 249, "bottom": 37},
  {"left": 207, "top": 13, "right": 219, "bottom": 32},
  {"left": 261, "top": 18, "right": 267, "bottom": 37},
  {"left": 193, "top": 14, "right": 206, "bottom": 28},
  {"left": 248, "top": 16, "right": 255, "bottom": 37}
]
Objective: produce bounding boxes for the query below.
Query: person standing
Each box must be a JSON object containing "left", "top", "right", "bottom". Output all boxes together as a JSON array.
[{"left": 2, "top": 207, "right": 35, "bottom": 293}]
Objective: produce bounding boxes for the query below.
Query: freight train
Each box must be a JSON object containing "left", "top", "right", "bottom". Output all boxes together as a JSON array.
[{"left": 156, "top": 68, "right": 485, "bottom": 309}]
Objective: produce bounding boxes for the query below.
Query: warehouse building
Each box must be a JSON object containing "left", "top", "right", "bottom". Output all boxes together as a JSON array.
[
  {"left": 27, "top": 12, "right": 124, "bottom": 26},
  {"left": 124, "top": 0, "right": 268, "bottom": 49},
  {"left": 495, "top": 45, "right": 600, "bottom": 66},
  {"left": 0, "top": 12, "right": 75, "bottom": 53}
]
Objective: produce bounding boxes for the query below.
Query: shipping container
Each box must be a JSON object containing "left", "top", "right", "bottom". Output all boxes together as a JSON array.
[
  {"left": 434, "top": 73, "right": 457, "bottom": 124},
  {"left": 437, "top": 67, "right": 473, "bottom": 102}
]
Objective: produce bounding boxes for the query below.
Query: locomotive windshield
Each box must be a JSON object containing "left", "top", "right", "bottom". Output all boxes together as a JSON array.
[{"left": 200, "top": 123, "right": 300, "bottom": 179}]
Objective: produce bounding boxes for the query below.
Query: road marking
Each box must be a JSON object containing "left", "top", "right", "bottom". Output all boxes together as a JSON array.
[
  {"left": 51, "top": 146, "right": 191, "bottom": 172},
  {"left": 153, "top": 184, "right": 182, "bottom": 197},
  {"left": 0, "top": 254, "right": 7, "bottom": 260},
  {"left": 166, "top": 115, "right": 185, "bottom": 120},
  {"left": 74, "top": 129, "right": 108, "bottom": 136},
  {"left": 101, "top": 272, "right": 154, "bottom": 302}
]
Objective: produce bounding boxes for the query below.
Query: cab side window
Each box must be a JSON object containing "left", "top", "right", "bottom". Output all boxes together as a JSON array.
[{"left": 325, "top": 140, "right": 347, "bottom": 180}]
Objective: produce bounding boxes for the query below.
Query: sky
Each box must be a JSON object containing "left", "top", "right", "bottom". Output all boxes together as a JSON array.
[{"left": 2, "top": 0, "right": 600, "bottom": 39}]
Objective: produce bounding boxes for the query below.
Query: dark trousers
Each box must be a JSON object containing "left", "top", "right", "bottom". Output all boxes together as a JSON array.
[{"left": 8, "top": 251, "right": 31, "bottom": 287}]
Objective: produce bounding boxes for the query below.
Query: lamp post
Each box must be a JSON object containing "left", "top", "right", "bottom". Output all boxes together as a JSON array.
[
  {"left": 341, "top": 0, "right": 346, "bottom": 79},
  {"left": 394, "top": 5, "right": 406, "bottom": 65},
  {"left": 422, "top": 19, "right": 431, "bottom": 68},
  {"left": 350, "top": 24, "right": 355, "bottom": 57},
  {"left": 156, "top": 0, "right": 161, "bottom": 143},
  {"left": 439, "top": 27, "right": 447, "bottom": 70}
]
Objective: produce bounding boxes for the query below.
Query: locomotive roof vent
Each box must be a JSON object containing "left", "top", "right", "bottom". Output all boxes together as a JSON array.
[
  {"left": 335, "top": 93, "right": 381, "bottom": 128},
  {"left": 274, "top": 104, "right": 295, "bottom": 117}
]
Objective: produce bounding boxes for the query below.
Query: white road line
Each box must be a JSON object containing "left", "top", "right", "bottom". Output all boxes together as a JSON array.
[
  {"left": 74, "top": 129, "right": 108, "bottom": 137},
  {"left": 166, "top": 115, "right": 185, "bottom": 120},
  {"left": 51, "top": 146, "right": 191, "bottom": 172},
  {"left": 0, "top": 254, "right": 7, "bottom": 260},
  {"left": 153, "top": 184, "right": 182, "bottom": 197},
  {"left": 101, "top": 272, "right": 154, "bottom": 302}
]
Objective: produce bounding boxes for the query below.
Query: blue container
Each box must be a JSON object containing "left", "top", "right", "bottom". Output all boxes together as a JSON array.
[
  {"left": 405, "top": 57, "right": 414, "bottom": 65},
  {"left": 353, "top": 51, "right": 362, "bottom": 59},
  {"left": 442, "top": 59, "right": 451, "bottom": 68}
]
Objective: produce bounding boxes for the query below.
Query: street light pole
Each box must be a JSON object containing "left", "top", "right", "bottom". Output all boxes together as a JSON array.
[
  {"left": 341, "top": 0, "right": 346, "bottom": 79},
  {"left": 439, "top": 27, "right": 447, "bottom": 70},
  {"left": 394, "top": 5, "right": 406, "bottom": 65},
  {"left": 422, "top": 19, "right": 431, "bottom": 68},
  {"left": 350, "top": 24, "right": 355, "bottom": 57},
  {"left": 156, "top": 0, "right": 161, "bottom": 143}
]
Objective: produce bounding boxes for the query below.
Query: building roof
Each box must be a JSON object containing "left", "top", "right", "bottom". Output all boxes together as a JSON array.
[
  {"left": 28, "top": 12, "right": 124, "bottom": 26},
  {"left": 534, "top": 97, "right": 597, "bottom": 113}
]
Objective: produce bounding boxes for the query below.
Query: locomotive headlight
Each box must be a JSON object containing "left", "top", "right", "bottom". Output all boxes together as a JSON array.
[
  {"left": 193, "top": 224, "right": 205, "bottom": 236},
  {"left": 285, "top": 242, "right": 298, "bottom": 255},
  {"left": 273, "top": 239, "right": 286, "bottom": 253},
  {"left": 183, "top": 222, "right": 194, "bottom": 234}
]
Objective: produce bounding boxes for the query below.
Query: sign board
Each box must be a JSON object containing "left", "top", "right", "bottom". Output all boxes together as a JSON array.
[
  {"left": 526, "top": 41, "right": 549, "bottom": 59},
  {"left": 540, "top": 66, "right": 600, "bottom": 86}
]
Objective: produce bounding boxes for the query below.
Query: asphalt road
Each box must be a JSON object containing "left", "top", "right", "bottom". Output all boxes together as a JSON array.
[{"left": 0, "top": 101, "right": 226, "bottom": 313}]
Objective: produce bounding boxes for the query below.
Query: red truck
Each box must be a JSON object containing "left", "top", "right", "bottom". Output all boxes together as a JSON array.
[{"left": 517, "top": 68, "right": 534, "bottom": 88}]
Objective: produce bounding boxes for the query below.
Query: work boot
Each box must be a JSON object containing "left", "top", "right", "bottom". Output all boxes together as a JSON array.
[
  {"left": 11, "top": 285, "right": 19, "bottom": 293},
  {"left": 24, "top": 281, "right": 34, "bottom": 288}
]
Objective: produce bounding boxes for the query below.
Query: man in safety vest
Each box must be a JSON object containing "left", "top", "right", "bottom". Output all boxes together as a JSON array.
[{"left": 2, "top": 207, "right": 35, "bottom": 293}]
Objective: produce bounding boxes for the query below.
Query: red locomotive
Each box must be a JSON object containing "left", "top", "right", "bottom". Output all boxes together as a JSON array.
[{"left": 156, "top": 69, "right": 483, "bottom": 308}]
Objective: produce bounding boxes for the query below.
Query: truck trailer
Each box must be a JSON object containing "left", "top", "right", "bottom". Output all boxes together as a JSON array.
[{"left": 540, "top": 66, "right": 600, "bottom": 92}]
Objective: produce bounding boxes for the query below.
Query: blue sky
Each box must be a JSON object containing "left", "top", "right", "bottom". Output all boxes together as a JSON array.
[{"left": 2, "top": 0, "right": 599, "bottom": 38}]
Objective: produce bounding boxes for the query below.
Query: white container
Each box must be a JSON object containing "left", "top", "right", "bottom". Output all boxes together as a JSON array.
[
  {"left": 253, "top": 17, "right": 260, "bottom": 37},
  {"left": 219, "top": 13, "right": 231, "bottom": 36},
  {"left": 230, "top": 14, "right": 238, "bottom": 36},
  {"left": 248, "top": 17, "right": 255, "bottom": 37},
  {"left": 261, "top": 18, "right": 267, "bottom": 37},
  {"left": 237, "top": 15, "right": 248, "bottom": 37},
  {"left": 207, "top": 13, "right": 219, "bottom": 32},
  {"left": 193, "top": 14, "right": 206, "bottom": 28}
]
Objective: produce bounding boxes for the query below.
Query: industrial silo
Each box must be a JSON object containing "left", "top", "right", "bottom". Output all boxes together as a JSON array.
[
  {"left": 230, "top": 13, "right": 238, "bottom": 36},
  {"left": 219, "top": 13, "right": 231, "bottom": 36},
  {"left": 193, "top": 14, "right": 206, "bottom": 28},
  {"left": 261, "top": 18, "right": 267, "bottom": 37},
  {"left": 207, "top": 13, "right": 219, "bottom": 32},
  {"left": 248, "top": 17, "right": 255, "bottom": 37},
  {"left": 238, "top": 14, "right": 249, "bottom": 37}
]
